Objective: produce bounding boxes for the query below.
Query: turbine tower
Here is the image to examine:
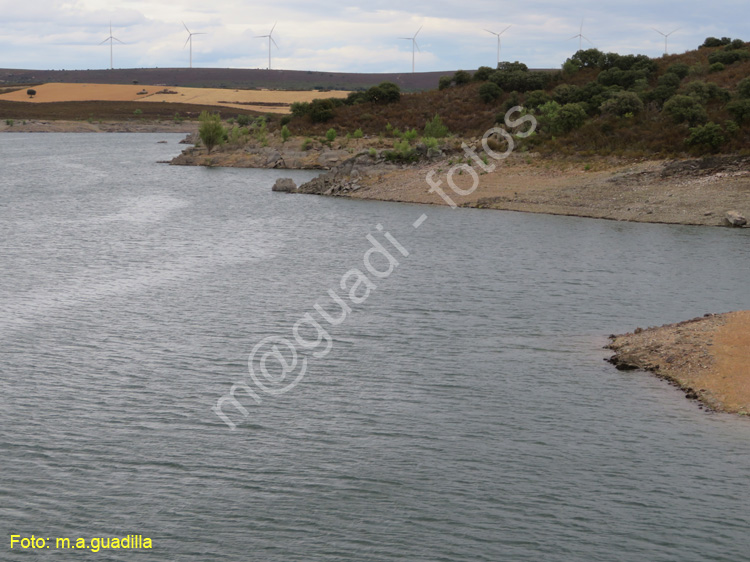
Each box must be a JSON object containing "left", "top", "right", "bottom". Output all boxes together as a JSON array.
[
  {"left": 484, "top": 25, "right": 511, "bottom": 66},
  {"left": 99, "top": 22, "right": 123, "bottom": 70},
  {"left": 569, "top": 19, "right": 593, "bottom": 51},
  {"left": 256, "top": 23, "right": 278, "bottom": 70},
  {"left": 652, "top": 27, "right": 680, "bottom": 55},
  {"left": 400, "top": 25, "right": 422, "bottom": 73},
  {"left": 183, "top": 22, "right": 205, "bottom": 68}
]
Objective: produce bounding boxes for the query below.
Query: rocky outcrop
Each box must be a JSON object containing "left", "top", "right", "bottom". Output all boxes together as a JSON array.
[
  {"left": 296, "top": 152, "right": 395, "bottom": 196},
  {"left": 272, "top": 178, "right": 297, "bottom": 192},
  {"left": 725, "top": 210, "right": 747, "bottom": 227}
]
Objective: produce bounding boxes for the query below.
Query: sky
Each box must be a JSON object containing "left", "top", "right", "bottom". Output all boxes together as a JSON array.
[{"left": 1, "top": 0, "right": 748, "bottom": 73}]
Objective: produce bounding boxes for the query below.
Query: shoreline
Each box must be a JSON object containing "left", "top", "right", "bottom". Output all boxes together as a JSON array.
[
  {"left": 606, "top": 312, "right": 750, "bottom": 415},
  {"left": 303, "top": 152, "right": 750, "bottom": 228},
  {"left": 0, "top": 119, "right": 198, "bottom": 133}
]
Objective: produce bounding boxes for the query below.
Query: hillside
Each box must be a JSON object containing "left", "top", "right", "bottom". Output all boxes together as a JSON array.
[{"left": 282, "top": 37, "right": 750, "bottom": 157}]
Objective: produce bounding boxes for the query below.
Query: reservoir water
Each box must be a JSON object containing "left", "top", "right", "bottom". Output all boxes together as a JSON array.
[{"left": 1, "top": 133, "right": 749, "bottom": 561}]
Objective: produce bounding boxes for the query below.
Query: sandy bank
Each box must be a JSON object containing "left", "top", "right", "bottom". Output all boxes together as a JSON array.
[
  {"left": 331, "top": 153, "right": 750, "bottom": 228},
  {"left": 606, "top": 312, "right": 750, "bottom": 415}
]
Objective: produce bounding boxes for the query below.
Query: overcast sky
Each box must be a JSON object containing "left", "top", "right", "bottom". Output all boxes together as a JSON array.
[{"left": 1, "top": 0, "right": 748, "bottom": 73}]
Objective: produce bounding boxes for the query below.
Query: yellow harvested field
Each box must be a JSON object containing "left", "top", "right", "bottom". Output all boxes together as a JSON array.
[{"left": 0, "top": 83, "right": 350, "bottom": 113}]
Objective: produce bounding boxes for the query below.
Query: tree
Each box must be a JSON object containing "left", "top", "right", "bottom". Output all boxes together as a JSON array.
[
  {"left": 453, "top": 70, "right": 471, "bottom": 85},
  {"left": 600, "top": 91, "right": 644, "bottom": 117},
  {"left": 478, "top": 82, "right": 502, "bottom": 103},
  {"left": 438, "top": 76, "right": 452, "bottom": 90},
  {"left": 738, "top": 77, "right": 750, "bottom": 99},
  {"left": 686, "top": 122, "right": 725, "bottom": 152},
  {"left": 663, "top": 95, "right": 708, "bottom": 126},
  {"left": 198, "top": 111, "right": 226, "bottom": 154},
  {"left": 281, "top": 124, "right": 291, "bottom": 143},
  {"left": 26, "top": 89, "right": 36, "bottom": 98},
  {"left": 424, "top": 114, "right": 449, "bottom": 138},
  {"left": 727, "top": 99, "right": 750, "bottom": 124}
]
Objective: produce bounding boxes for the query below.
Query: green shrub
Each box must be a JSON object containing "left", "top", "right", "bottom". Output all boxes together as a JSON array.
[
  {"left": 353, "top": 128, "right": 364, "bottom": 139},
  {"left": 701, "top": 37, "right": 729, "bottom": 48},
  {"left": 478, "top": 82, "right": 503, "bottom": 103},
  {"left": 663, "top": 95, "right": 708, "bottom": 125},
  {"left": 424, "top": 114, "right": 449, "bottom": 138},
  {"left": 368, "top": 147, "right": 377, "bottom": 157},
  {"left": 738, "top": 77, "right": 750, "bottom": 99},
  {"left": 453, "top": 70, "right": 472, "bottom": 85},
  {"left": 237, "top": 114, "right": 251, "bottom": 127},
  {"left": 666, "top": 63, "right": 690, "bottom": 79},
  {"left": 685, "top": 122, "right": 725, "bottom": 151},
  {"left": 708, "top": 49, "right": 750, "bottom": 66},
  {"left": 281, "top": 124, "right": 291, "bottom": 143},
  {"left": 726, "top": 39, "right": 746, "bottom": 51},
  {"left": 133, "top": 108, "right": 142, "bottom": 115},
  {"left": 422, "top": 137, "right": 439, "bottom": 150},
  {"left": 438, "top": 76, "right": 453, "bottom": 90},
  {"left": 198, "top": 111, "right": 226, "bottom": 154},
  {"left": 402, "top": 128, "right": 419, "bottom": 141},
  {"left": 727, "top": 99, "right": 750, "bottom": 124},
  {"left": 301, "top": 138, "right": 312, "bottom": 151},
  {"left": 473, "top": 66, "right": 494, "bottom": 82},
  {"left": 552, "top": 84, "right": 583, "bottom": 105},
  {"left": 525, "top": 90, "right": 551, "bottom": 108},
  {"left": 681, "top": 81, "right": 730, "bottom": 103},
  {"left": 290, "top": 101, "right": 310, "bottom": 118},
  {"left": 280, "top": 115, "right": 291, "bottom": 126},
  {"left": 5, "top": 119, "right": 13, "bottom": 126},
  {"left": 173, "top": 112, "right": 183, "bottom": 123},
  {"left": 309, "top": 98, "right": 337, "bottom": 122},
  {"left": 709, "top": 62, "right": 725, "bottom": 73},
  {"left": 556, "top": 103, "right": 588, "bottom": 133},
  {"left": 600, "top": 91, "right": 644, "bottom": 116},
  {"left": 384, "top": 139, "right": 419, "bottom": 163},
  {"left": 325, "top": 128, "right": 337, "bottom": 142}
]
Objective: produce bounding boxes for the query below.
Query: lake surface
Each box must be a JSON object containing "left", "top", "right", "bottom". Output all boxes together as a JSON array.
[{"left": 1, "top": 133, "right": 749, "bottom": 561}]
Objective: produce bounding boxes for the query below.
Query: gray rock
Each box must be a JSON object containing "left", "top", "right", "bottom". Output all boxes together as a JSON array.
[
  {"left": 265, "top": 150, "right": 282, "bottom": 166},
  {"left": 725, "top": 210, "right": 747, "bottom": 227},
  {"left": 272, "top": 178, "right": 297, "bottom": 193}
]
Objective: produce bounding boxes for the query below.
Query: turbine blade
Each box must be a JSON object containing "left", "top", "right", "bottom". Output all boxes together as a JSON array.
[
  {"left": 583, "top": 35, "right": 594, "bottom": 46},
  {"left": 415, "top": 40, "right": 421, "bottom": 52},
  {"left": 255, "top": 35, "right": 268, "bottom": 38},
  {"left": 484, "top": 29, "right": 498, "bottom": 36},
  {"left": 271, "top": 37, "right": 279, "bottom": 48},
  {"left": 500, "top": 24, "right": 511, "bottom": 35},
  {"left": 414, "top": 25, "right": 423, "bottom": 38},
  {"left": 184, "top": 36, "right": 191, "bottom": 48},
  {"left": 270, "top": 21, "right": 277, "bottom": 34},
  {"left": 183, "top": 21, "right": 191, "bottom": 34},
  {"left": 113, "top": 37, "right": 124, "bottom": 44},
  {"left": 668, "top": 27, "right": 680, "bottom": 36},
  {"left": 99, "top": 38, "right": 110, "bottom": 45},
  {"left": 569, "top": 34, "right": 579, "bottom": 40}
]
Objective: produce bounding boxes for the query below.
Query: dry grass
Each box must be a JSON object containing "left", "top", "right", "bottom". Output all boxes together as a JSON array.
[{"left": 0, "top": 83, "right": 350, "bottom": 114}]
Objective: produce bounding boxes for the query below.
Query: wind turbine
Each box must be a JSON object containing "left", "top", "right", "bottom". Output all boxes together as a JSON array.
[
  {"left": 484, "top": 25, "right": 511, "bottom": 66},
  {"left": 183, "top": 22, "right": 205, "bottom": 68},
  {"left": 256, "top": 23, "right": 278, "bottom": 70},
  {"left": 400, "top": 25, "right": 422, "bottom": 73},
  {"left": 569, "top": 19, "right": 593, "bottom": 51},
  {"left": 99, "top": 22, "right": 123, "bottom": 70},
  {"left": 652, "top": 27, "right": 680, "bottom": 55}
]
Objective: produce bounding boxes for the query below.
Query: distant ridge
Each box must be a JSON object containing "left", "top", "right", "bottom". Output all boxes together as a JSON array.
[{"left": 0, "top": 67, "right": 461, "bottom": 92}]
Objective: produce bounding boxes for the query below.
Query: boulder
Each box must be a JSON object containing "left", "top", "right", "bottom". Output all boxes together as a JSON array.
[
  {"left": 725, "top": 210, "right": 747, "bottom": 227},
  {"left": 272, "top": 178, "right": 297, "bottom": 193}
]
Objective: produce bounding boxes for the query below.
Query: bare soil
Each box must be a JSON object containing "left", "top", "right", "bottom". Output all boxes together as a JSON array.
[
  {"left": 606, "top": 312, "right": 750, "bottom": 415},
  {"left": 342, "top": 153, "right": 750, "bottom": 227}
]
